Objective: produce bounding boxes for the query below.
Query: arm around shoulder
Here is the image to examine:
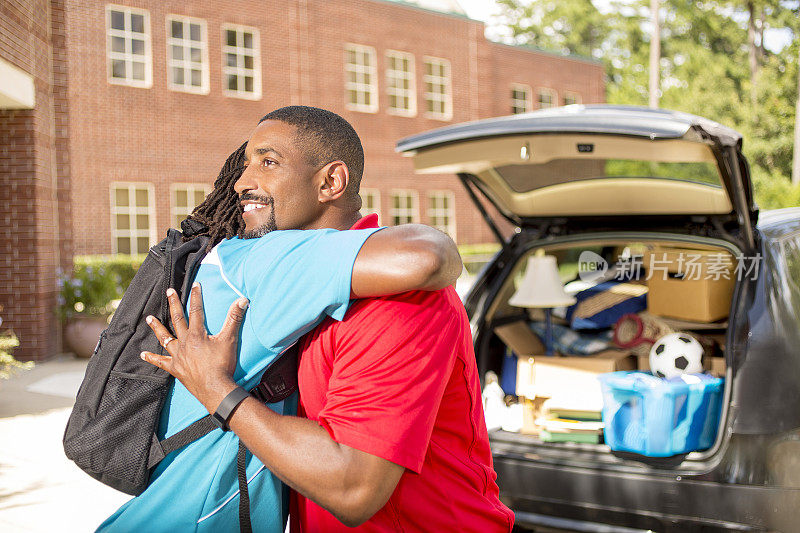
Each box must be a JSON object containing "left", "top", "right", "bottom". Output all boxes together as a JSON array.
[{"left": 351, "top": 224, "right": 462, "bottom": 298}]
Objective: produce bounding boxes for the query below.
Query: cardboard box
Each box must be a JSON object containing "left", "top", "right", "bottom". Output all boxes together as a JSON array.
[
  {"left": 516, "top": 350, "right": 636, "bottom": 402},
  {"left": 645, "top": 248, "right": 735, "bottom": 323},
  {"left": 520, "top": 396, "right": 547, "bottom": 435},
  {"left": 637, "top": 355, "right": 650, "bottom": 372},
  {"left": 709, "top": 356, "right": 726, "bottom": 377},
  {"left": 494, "top": 321, "right": 545, "bottom": 356}
]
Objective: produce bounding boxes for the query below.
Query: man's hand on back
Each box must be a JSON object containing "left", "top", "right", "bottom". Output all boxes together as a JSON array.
[
  {"left": 141, "top": 283, "right": 247, "bottom": 414},
  {"left": 141, "top": 285, "right": 404, "bottom": 527}
]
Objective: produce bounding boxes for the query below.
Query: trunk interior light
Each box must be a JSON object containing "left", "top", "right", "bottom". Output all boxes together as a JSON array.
[{"left": 520, "top": 142, "right": 530, "bottom": 161}]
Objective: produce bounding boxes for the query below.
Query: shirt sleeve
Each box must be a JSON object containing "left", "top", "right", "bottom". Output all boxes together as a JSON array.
[
  {"left": 315, "top": 290, "right": 462, "bottom": 473},
  {"left": 243, "top": 227, "right": 381, "bottom": 349}
]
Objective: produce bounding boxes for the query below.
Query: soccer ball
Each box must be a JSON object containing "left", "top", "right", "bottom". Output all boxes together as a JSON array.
[{"left": 649, "top": 332, "right": 704, "bottom": 379}]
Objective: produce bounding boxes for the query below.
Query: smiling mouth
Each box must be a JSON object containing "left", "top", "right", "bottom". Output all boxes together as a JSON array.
[{"left": 243, "top": 203, "right": 269, "bottom": 213}]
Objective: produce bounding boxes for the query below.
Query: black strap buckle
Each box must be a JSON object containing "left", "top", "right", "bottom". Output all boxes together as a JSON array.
[{"left": 248, "top": 343, "right": 299, "bottom": 404}]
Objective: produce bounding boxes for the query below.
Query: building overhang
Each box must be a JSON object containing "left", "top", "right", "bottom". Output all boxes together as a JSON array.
[{"left": 0, "top": 57, "right": 35, "bottom": 109}]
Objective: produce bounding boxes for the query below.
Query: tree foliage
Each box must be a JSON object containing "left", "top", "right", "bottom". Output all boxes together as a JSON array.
[{"left": 495, "top": 0, "right": 800, "bottom": 209}]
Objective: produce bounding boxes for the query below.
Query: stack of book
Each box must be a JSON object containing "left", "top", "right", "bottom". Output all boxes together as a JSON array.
[{"left": 536, "top": 397, "right": 604, "bottom": 444}]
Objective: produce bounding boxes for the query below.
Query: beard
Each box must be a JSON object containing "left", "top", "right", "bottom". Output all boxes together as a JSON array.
[{"left": 240, "top": 193, "right": 278, "bottom": 239}]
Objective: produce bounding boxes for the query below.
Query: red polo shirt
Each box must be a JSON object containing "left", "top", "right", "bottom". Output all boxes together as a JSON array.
[{"left": 291, "top": 214, "right": 514, "bottom": 532}]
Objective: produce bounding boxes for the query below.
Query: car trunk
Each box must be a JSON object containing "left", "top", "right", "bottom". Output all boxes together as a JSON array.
[
  {"left": 396, "top": 106, "right": 758, "bottom": 488},
  {"left": 471, "top": 232, "right": 739, "bottom": 476}
]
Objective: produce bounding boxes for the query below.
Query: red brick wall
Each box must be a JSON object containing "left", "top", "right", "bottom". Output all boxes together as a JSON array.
[
  {"left": 2, "top": 0, "right": 604, "bottom": 359},
  {"left": 489, "top": 43, "right": 606, "bottom": 116},
  {"left": 0, "top": 0, "right": 71, "bottom": 360},
  {"left": 64, "top": 0, "right": 605, "bottom": 254}
]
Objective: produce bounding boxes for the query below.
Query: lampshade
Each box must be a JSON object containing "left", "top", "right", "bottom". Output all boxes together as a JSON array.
[{"left": 509, "top": 255, "right": 577, "bottom": 309}]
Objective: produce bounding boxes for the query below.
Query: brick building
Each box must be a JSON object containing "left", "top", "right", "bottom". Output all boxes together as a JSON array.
[{"left": 0, "top": 0, "right": 604, "bottom": 360}]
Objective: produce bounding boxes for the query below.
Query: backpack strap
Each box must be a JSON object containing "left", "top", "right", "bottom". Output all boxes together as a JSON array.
[{"left": 237, "top": 440, "right": 253, "bottom": 533}]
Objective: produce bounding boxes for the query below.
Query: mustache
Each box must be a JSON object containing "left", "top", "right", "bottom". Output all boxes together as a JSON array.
[{"left": 239, "top": 192, "right": 274, "bottom": 206}]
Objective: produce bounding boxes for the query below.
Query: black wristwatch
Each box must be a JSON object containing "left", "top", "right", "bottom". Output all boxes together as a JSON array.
[{"left": 211, "top": 386, "right": 251, "bottom": 431}]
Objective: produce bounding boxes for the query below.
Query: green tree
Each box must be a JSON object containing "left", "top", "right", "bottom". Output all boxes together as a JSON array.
[{"left": 494, "top": 0, "right": 800, "bottom": 209}]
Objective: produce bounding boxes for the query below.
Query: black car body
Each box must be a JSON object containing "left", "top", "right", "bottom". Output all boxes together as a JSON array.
[{"left": 397, "top": 105, "right": 800, "bottom": 532}]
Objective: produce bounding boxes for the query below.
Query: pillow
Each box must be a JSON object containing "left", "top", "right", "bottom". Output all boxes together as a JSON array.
[{"left": 566, "top": 280, "right": 648, "bottom": 330}]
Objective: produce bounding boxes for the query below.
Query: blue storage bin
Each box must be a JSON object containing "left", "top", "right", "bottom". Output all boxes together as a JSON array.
[{"left": 597, "top": 371, "right": 724, "bottom": 457}]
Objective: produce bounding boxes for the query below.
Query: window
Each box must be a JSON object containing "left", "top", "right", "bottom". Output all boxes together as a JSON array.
[
  {"left": 386, "top": 50, "right": 415, "bottom": 116},
  {"left": 510, "top": 84, "right": 532, "bottom": 114},
  {"left": 537, "top": 88, "right": 557, "bottom": 109},
  {"left": 111, "top": 183, "right": 156, "bottom": 254},
  {"left": 359, "top": 188, "right": 381, "bottom": 221},
  {"left": 106, "top": 5, "right": 151, "bottom": 87},
  {"left": 222, "top": 25, "right": 261, "bottom": 99},
  {"left": 563, "top": 91, "right": 581, "bottom": 106},
  {"left": 171, "top": 183, "right": 210, "bottom": 229},
  {"left": 423, "top": 57, "right": 452, "bottom": 119},
  {"left": 166, "top": 16, "right": 208, "bottom": 93},
  {"left": 428, "top": 190, "right": 456, "bottom": 238},
  {"left": 390, "top": 190, "right": 418, "bottom": 225},
  {"left": 345, "top": 44, "right": 378, "bottom": 112}
]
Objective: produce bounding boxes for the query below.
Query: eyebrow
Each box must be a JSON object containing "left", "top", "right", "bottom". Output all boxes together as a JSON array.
[{"left": 253, "top": 146, "right": 283, "bottom": 158}]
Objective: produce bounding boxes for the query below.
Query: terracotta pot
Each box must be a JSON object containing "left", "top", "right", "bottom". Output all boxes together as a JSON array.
[{"left": 64, "top": 315, "right": 108, "bottom": 358}]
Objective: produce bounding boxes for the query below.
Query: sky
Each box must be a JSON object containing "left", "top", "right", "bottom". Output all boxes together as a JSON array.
[{"left": 457, "top": 0, "right": 793, "bottom": 53}]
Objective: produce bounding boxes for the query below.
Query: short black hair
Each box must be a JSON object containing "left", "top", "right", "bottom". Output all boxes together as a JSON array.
[{"left": 259, "top": 106, "right": 364, "bottom": 196}]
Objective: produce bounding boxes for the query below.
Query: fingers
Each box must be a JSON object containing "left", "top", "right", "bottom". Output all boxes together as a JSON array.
[
  {"left": 166, "top": 288, "right": 189, "bottom": 338},
  {"left": 140, "top": 351, "right": 172, "bottom": 373},
  {"left": 188, "top": 282, "right": 206, "bottom": 335},
  {"left": 219, "top": 298, "right": 249, "bottom": 342},
  {"left": 145, "top": 315, "right": 179, "bottom": 356}
]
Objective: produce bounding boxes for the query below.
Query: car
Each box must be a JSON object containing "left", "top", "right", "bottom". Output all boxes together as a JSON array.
[{"left": 397, "top": 105, "right": 800, "bottom": 532}]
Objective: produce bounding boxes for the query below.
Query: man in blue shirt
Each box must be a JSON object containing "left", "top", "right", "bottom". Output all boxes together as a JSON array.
[{"left": 100, "top": 107, "right": 461, "bottom": 532}]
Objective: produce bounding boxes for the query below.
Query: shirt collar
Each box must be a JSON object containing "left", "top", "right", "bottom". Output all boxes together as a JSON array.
[{"left": 350, "top": 213, "right": 379, "bottom": 230}]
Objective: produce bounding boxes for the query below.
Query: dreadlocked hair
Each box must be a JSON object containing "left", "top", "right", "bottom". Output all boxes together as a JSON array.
[{"left": 183, "top": 141, "right": 247, "bottom": 249}]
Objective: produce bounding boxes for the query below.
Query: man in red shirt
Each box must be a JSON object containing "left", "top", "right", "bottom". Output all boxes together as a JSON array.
[
  {"left": 292, "top": 213, "right": 514, "bottom": 532},
  {"left": 142, "top": 106, "right": 513, "bottom": 531}
]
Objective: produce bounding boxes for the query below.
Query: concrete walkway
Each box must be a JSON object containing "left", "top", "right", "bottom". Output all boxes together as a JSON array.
[{"left": 0, "top": 355, "right": 130, "bottom": 532}]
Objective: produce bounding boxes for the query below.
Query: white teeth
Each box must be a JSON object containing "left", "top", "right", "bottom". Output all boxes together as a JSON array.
[{"left": 243, "top": 204, "right": 265, "bottom": 212}]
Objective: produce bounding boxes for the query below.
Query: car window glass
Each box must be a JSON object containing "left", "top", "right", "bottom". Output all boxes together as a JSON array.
[{"left": 496, "top": 159, "right": 722, "bottom": 193}]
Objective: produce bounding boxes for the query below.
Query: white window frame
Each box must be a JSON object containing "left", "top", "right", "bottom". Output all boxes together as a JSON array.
[
  {"left": 106, "top": 5, "right": 152, "bottom": 88},
  {"left": 170, "top": 183, "right": 211, "bottom": 229},
  {"left": 359, "top": 188, "right": 381, "bottom": 221},
  {"left": 165, "top": 15, "right": 209, "bottom": 94},
  {"left": 427, "top": 190, "right": 456, "bottom": 239},
  {"left": 110, "top": 182, "right": 157, "bottom": 254},
  {"left": 344, "top": 43, "right": 378, "bottom": 113},
  {"left": 563, "top": 91, "right": 582, "bottom": 106},
  {"left": 537, "top": 87, "right": 557, "bottom": 109},
  {"left": 423, "top": 56, "right": 452, "bottom": 120},
  {"left": 389, "top": 189, "right": 419, "bottom": 225},
  {"left": 385, "top": 50, "right": 416, "bottom": 117},
  {"left": 221, "top": 24, "right": 261, "bottom": 100},
  {"left": 510, "top": 83, "right": 532, "bottom": 114}
]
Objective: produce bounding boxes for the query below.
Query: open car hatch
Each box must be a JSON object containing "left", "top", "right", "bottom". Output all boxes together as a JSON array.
[{"left": 397, "top": 105, "right": 758, "bottom": 247}]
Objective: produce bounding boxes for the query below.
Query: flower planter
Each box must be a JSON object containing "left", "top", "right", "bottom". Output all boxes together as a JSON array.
[{"left": 64, "top": 315, "right": 108, "bottom": 358}]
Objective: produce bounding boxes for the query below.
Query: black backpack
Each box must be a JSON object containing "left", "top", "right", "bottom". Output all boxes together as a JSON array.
[{"left": 63, "top": 226, "right": 297, "bottom": 531}]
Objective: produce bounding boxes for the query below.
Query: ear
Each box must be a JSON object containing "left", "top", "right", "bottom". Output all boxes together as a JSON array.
[{"left": 318, "top": 161, "right": 349, "bottom": 203}]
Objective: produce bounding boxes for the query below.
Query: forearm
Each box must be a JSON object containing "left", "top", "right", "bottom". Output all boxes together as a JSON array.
[
  {"left": 227, "top": 397, "right": 383, "bottom": 526},
  {"left": 351, "top": 225, "right": 462, "bottom": 297}
]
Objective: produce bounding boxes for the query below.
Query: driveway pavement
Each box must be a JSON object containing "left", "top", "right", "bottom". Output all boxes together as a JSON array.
[{"left": 0, "top": 355, "right": 130, "bottom": 532}]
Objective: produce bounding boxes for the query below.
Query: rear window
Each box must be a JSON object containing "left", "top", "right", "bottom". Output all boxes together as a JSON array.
[{"left": 495, "top": 159, "right": 722, "bottom": 193}]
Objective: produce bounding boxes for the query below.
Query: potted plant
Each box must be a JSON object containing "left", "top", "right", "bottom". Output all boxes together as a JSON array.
[{"left": 58, "top": 255, "right": 142, "bottom": 358}]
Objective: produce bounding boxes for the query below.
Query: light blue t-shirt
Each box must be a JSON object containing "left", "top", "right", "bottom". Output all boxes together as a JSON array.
[{"left": 98, "top": 227, "right": 380, "bottom": 533}]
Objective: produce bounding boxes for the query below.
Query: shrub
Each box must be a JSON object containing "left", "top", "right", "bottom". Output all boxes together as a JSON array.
[
  {"left": 752, "top": 169, "right": 800, "bottom": 211},
  {"left": 0, "top": 330, "right": 32, "bottom": 379},
  {"left": 58, "top": 254, "right": 145, "bottom": 320}
]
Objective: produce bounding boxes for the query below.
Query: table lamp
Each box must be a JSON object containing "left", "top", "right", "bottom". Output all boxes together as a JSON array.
[{"left": 509, "top": 255, "right": 576, "bottom": 356}]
